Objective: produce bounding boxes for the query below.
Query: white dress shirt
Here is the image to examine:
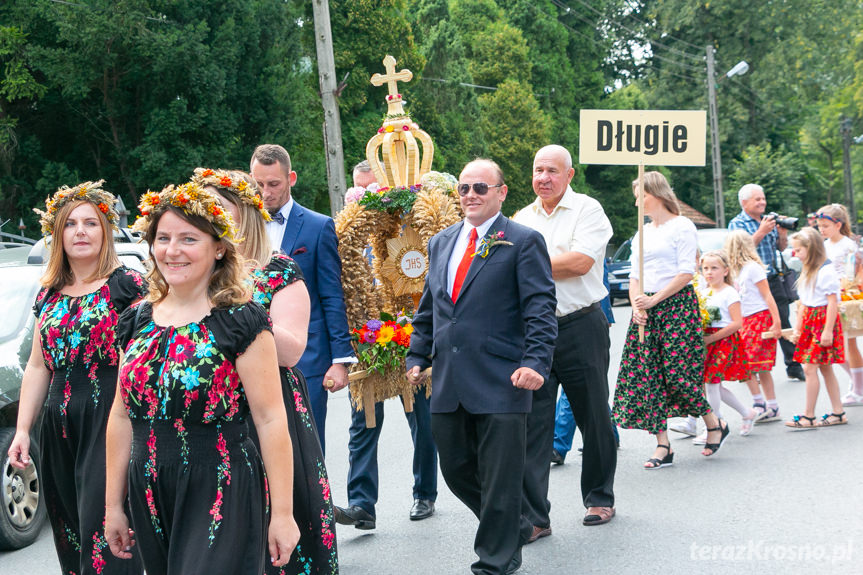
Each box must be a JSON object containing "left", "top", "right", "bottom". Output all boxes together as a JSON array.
[
  {"left": 266, "top": 197, "right": 294, "bottom": 253},
  {"left": 798, "top": 265, "right": 841, "bottom": 307},
  {"left": 447, "top": 214, "right": 500, "bottom": 298},
  {"left": 735, "top": 261, "right": 769, "bottom": 317},
  {"left": 629, "top": 216, "right": 698, "bottom": 293},
  {"left": 513, "top": 187, "right": 612, "bottom": 316}
]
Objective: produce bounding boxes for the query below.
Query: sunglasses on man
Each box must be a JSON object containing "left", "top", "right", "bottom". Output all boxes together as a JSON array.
[{"left": 457, "top": 183, "right": 503, "bottom": 197}]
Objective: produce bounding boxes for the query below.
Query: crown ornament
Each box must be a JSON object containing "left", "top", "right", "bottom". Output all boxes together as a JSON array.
[{"left": 366, "top": 55, "right": 435, "bottom": 188}]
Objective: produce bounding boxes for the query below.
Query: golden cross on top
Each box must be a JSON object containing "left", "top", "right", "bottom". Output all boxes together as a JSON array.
[{"left": 370, "top": 55, "right": 413, "bottom": 99}]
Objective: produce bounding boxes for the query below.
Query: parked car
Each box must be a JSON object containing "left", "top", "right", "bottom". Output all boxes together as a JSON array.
[
  {"left": 606, "top": 228, "right": 733, "bottom": 304},
  {"left": 0, "top": 232, "right": 148, "bottom": 550}
]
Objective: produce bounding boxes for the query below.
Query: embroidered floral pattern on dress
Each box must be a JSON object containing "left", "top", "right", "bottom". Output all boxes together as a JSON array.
[
  {"left": 208, "top": 428, "right": 232, "bottom": 545},
  {"left": 92, "top": 528, "right": 109, "bottom": 573},
  {"left": 36, "top": 269, "right": 145, "bottom": 437},
  {"left": 120, "top": 321, "right": 247, "bottom": 424}
]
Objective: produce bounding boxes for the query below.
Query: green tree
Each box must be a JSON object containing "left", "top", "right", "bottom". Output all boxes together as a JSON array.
[
  {"left": 407, "top": 0, "right": 487, "bottom": 176},
  {"left": 0, "top": 0, "right": 320, "bottom": 234},
  {"left": 727, "top": 142, "right": 806, "bottom": 217},
  {"left": 478, "top": 79, "right": 551, "bottom": 211},
  {"left": 330, "top": 0, "right": 425, "bottom": 183}
]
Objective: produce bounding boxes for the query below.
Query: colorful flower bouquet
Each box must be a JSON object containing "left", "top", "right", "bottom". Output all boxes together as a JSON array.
[
  {"left": 352, "top": 312, "right": 414, "bottom": 375},
  {"left": 358, "top": 183, "right": 422, "bottom": 213}
]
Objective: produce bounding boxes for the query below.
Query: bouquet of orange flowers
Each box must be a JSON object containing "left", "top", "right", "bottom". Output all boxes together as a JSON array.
[{"left": 352, "top": 312, "right": 414, "bottom": 375}]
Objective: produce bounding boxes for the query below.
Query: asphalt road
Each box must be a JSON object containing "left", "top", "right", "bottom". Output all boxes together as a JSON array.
[{"left": 3, "top": 304, "right": 862, "bottom": 574}]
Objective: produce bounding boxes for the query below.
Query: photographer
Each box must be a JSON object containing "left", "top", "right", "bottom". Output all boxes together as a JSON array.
[{"left": 728, "top": 183, "right": 805, "bottom": 384}]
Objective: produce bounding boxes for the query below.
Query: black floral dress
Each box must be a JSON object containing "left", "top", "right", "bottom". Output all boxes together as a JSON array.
[
  {"left": 116, "top": 302, "right": 272, "bottom": 575},
  {"left": 34, "top": 266, "right": 145, "bottom": 575},
  {"left": 250, "top": 253, "right": 338, "bottom": 575}
]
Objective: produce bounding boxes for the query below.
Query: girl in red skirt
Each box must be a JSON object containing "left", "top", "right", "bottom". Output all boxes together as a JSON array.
[
  {"left": 694, "top": 251, "right": 753, "bottom": 444},
  {"left": 786, "top": 228, "right": 847, "bottom": 429},
  {"left": 725, "top": 231, "right": 783, "bottom": 431}
]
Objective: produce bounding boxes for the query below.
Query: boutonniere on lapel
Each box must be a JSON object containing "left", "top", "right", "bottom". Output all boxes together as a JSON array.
[{"left": 473, "top": 230, "right": 513, "bottom": 259}]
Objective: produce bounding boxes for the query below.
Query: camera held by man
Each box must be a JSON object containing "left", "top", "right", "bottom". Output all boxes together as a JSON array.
[{"left": 766, "top": 212, "right": 799, "bottom": 230}]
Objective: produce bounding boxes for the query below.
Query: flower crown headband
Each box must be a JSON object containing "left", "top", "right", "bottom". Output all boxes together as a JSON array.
[
  {"left": 132, "top": 182, "right": 238, "bottom": 241},
  {"left": 33, "top": 179, "right": 120, "bottom": 236},
  {"left": 190, "top": 167, "right": 271, "bottom": 222}
]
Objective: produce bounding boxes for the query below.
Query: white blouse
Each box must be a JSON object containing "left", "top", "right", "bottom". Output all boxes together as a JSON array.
[
  {"left": 824, "top": 235, "right": 857, "bottom": 280},
  {"left": 798, "top": 265, "right": 841, "bottom": 307},
  {"left": 629, "top": 216, "right": 698, "bottom": 293},
  {"left": 735, "top": 261, "right": 769, "bottom": 317},
  {"left": 706, "top": 285, "right": 741, "bottom": 328}
]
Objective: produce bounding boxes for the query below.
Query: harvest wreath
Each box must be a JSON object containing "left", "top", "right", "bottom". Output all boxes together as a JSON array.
[{"left": 334, "top": 171, "right": 462, "bottom": 417}]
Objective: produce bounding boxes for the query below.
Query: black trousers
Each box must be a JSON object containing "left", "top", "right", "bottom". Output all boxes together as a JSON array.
[
  {"left": 768, "top": 275, "right": 801, "bottom": 370},
  {"left": 523, "top": 307, "right": 617, "bottom": 529},
  {"left": 432, "top": 408, "right": 532, "bottom": 575}
]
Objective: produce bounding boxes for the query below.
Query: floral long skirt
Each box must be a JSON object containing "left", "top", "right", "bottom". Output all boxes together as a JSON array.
[
  {"left": 613, "top": 285, "right": 710, "bottom": 434},
  {"left": 793, "top": 305, "right": 845, "bottom": 365},
  {"left": 703, "top": 328, "right": 750, "bottom": 383}
]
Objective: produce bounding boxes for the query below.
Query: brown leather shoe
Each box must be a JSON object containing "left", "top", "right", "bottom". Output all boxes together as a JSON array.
[
  {"left": 583, "top": 506, "right": 615, "bottom": 526},
  {"left": 526, "top": 524, "right": 552, "bottom": 543}
]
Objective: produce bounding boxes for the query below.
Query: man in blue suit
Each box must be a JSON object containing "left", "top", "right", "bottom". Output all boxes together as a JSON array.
[
  {"left": 251, "top": 144, "right": 356, "bottom": 453},
  {"left": 407, "top": 159, "right": 557, "bottom": 575}
]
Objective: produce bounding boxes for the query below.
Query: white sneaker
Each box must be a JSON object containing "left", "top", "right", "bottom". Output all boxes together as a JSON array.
[
  {"left": 692, "top": 431, "right": 707, "bottom": 445},
  {"left": 669, "top": 418, "right": 698, "bottom": 437},
  {"left": 842, "top": 392, "right": 863, "bottom": 407}
]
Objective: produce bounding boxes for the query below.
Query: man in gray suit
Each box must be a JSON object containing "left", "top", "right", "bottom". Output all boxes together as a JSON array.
[{"left": 406, "top": 159, "right": 557, "bottom": 575}]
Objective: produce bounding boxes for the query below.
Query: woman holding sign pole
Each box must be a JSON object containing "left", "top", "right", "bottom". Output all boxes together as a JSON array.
[{"left": 612, "top": 171, "right": 728, "bottom": 468}]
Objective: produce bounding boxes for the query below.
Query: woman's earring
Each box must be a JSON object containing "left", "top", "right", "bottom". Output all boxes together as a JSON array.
[{"left": 216, "top": 253, "right": 223, "bottom": 260}]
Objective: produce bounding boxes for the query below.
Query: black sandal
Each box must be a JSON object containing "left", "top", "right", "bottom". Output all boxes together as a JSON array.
[
  {"left": 818, "top": 412, "right": 848, "bottom": 427},
  {"left": 702, "top": 420, "right": 729, "bottom": 456},
  {"left": 644, "top": 444, "right": 673, "bottom": 470},
  {"left": 784, "top": 414, "right": 818, "bottom": 430}
]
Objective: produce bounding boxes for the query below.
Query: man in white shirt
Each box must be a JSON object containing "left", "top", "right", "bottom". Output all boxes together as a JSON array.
[{"left": 513, "top": 145, "right": 618, "bottom": 536}]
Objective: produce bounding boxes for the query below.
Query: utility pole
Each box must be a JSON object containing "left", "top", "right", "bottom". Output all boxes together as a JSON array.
[
  {"left": 706, "top": 45, "right": 725, "bottom": 228},
  {"left": 312, "top": 0, "right": 346, "bottom": 216},
  {"left": 841, "top": 116, "right": 856, "bottom": 233}
]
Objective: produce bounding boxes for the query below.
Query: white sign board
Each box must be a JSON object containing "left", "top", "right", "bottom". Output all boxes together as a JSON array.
[{"left": 579, "top": 109, "right": 706, "bottom": 166}]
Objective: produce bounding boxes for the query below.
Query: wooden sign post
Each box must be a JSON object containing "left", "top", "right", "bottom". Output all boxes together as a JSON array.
[{"left": 579, "top": 109, "right": 707, "bottom": 342}]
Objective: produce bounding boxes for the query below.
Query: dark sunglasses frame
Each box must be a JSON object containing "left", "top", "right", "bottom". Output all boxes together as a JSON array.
[{"left": 457, "top": 183, "right": 503, "bottom": 197}]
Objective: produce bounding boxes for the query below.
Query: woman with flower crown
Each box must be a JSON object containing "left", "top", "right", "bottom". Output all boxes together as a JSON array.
[
  {"left": 103, "top": 183, "right": 299, "bottom": 574},
  {"left": 193, "top": 167, "right": 338, "bottom": 575},
  {"left": 7, "top": 181, "right": 146, "bottom": 574}
]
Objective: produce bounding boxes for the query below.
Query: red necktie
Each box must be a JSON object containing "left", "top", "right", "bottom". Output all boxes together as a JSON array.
[{"left": 451, "top": 227, "right": 478, "bottom": 302}]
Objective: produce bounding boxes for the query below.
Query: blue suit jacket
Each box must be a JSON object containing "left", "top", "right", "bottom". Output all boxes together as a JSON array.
[
  {"left": 406, "top": 214, "right": 558, "bottom": 414},
  {"left": 279, "top": 201, "right": 354, "bottom": 378}
]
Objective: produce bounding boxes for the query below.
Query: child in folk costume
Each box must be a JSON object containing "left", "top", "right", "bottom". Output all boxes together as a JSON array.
[
  {"left": 724, "top": 231, "right": 783, "bottom": 428},
  {"left": 693, "top": 251, "right": 754, "bottom": 444},
  {"left": 785, "top": 227, "right": 847, "bottom": 429},
  {"left": 816, "top": 204, "right": 863, "bottom": 407}
]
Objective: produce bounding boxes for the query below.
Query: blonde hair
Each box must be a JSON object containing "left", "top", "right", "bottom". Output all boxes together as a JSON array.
[
  {"left": 41, "top": 199, "right": 121, "bottom": 290},
  {"left": 207, "top": 171, "right": 272, "bottom": 268},
  {"left": 632, "top": 171, "right": 680, "bottom": 215},
  {"left": 723, "top": 230, "right": 766, "bottom": 276},
  {"left": 817, "top": 203, "right": 853, "bottom": 238},
  {"left": 790, "top": 227, "right": 827, "bottom": 294},
  {"left": 141, "top": 206, "right": 251, "bottom": 307},
  {"left": 700, "top": 249, "right": 734, "bottom": 286}
]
